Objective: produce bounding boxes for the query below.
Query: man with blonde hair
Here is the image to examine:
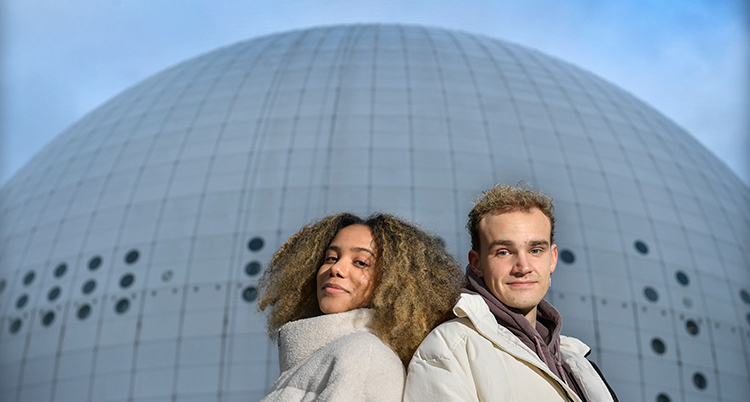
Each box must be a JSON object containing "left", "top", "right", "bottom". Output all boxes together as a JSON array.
[{"left": 405, "top": 183, "right": 618, "bottom": 402}]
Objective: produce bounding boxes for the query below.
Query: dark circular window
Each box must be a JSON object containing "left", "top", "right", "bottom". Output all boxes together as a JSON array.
[
  {"left": 242, "top": 286, "right": 258, "bottom": 302},
  {"left": 77, "top": 304, "right": 92, "bottom": 320},
  {"left": 82, "top": 279, "right": 96, "bottom": 295},
  {"left": 675, "top": 271, "right": 689, "bottom": 286},
  {"left": 88, "top": 256, "right": 102, "bottom": 271},
  {"left": 47, "top": 286, "right": 61, "bottom": 302},
  {"left": 161, "top": 270, "right": 173, "bottom": 282},
  {"left": 656, "top": 393, "right": 671, "bottom": 402},
  {"left": 16, "top": 294, "right": 29, "bottom": 309},
  {"left": 560, "top": 250, "right": 575, "bottom": 264},
  {"left": 247, "top": 237, "right": 264, "bottom": 252},
  {"left": 686, "top": 320, "right": 700, "bottom": 336},
  {"left": 119, "top": 273, "right": 135, "bottom": 289},
  {"left": 0, "top": 278, "right": 6, "bottom": 293},
  {"left": 125, "top": 250, "right": 139, "bottom": 264},
  {"left": 54, "top": 263, "right": 67, "bottom": 278},
  {"left": 23, "top": 271, "right": 36, "bottom": 286},
  {"left": 244, "top": 261, "right": 262, "bottom": 276},
  {"left": 740, "top": 289, "right": 750, "bottom": 305},
  {"left": 692, "top": 372, "right": 707, "bottom": 389},
  {"left": 9, "top": 319, "right": 22, "bottom": 334},
  {"left": 644, "top": 287, "right": 659, "bottom": 302},
  {"left": 651, "top": 337, "right": 666, "bottom": 355},
  {"left": 115, "top": 298, "right": 130, "bottom": 314},
  {"left": 41, "top": 311, "right": 55, "bottom": 327},
  {"left": 634, "top": 240, "right": 649, "bottom": 254}
]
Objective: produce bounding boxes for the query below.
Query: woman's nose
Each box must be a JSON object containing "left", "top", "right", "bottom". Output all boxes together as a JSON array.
[{"left": 331, "top": 260, "right": 346, "bottom": 277}]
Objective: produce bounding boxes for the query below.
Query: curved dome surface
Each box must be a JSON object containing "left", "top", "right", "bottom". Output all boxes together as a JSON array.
[{"left": 1, "top": 24, "right": 749, "bottom": 402}]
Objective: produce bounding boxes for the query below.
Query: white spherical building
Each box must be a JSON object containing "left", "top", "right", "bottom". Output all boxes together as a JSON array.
[{"left": 0, "top": 24, "right": 748, "bottom": 402}]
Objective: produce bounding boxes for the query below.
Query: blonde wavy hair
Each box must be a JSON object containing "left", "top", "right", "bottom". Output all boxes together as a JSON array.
[
  {"left": 467, "top": 182, "right": 556, "bottom": 251},
  {"left": 257, "top": 212, "right": 464, "bottom": 365}
]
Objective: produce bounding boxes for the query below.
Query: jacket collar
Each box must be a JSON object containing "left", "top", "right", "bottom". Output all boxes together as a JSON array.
[
  {"left": 453, "top": 293, "right": 588, "bottom": 402},
  {"left": 277, "top": 308, "right": 376, "bottom": 371}
]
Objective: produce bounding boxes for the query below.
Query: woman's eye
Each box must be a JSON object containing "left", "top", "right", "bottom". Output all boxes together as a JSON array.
[
  {"left": 324, "top": 256, "right": 338, "bottom": 263},
  {"left": 354, "top": 259, "right": 369, "bottom": 268}
]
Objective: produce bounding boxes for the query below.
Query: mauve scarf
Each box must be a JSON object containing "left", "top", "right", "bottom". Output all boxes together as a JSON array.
[{"left": 464, "top": 266, "right": 588, "bottom": 402}]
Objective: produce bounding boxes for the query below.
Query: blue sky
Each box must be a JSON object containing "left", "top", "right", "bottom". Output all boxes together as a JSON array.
[{"left": 1, "top": 0, "right": 748, "bottom": 185}]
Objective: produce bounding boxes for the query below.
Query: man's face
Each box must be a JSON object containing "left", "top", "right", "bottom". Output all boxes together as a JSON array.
[{"left": 469, "top": 208, "right": 557, "bottom": 323}]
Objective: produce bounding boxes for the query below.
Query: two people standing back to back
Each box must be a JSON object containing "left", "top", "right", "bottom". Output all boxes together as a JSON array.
[{"left": 257, "top": 183, "right": 618, "bottom": 402}]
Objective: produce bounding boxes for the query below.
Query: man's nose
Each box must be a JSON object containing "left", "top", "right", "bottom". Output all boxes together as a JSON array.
[{"left": 511, "top": 253, "right": 531, "bottom": 275}]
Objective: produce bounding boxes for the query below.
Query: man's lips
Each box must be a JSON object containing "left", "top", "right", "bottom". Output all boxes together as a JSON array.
[
  {"left": 506, "top": 281, "right": 536, "bottom": 287},
  {"left": 322, "top": 283, "right": 348, "bottom": 294}
]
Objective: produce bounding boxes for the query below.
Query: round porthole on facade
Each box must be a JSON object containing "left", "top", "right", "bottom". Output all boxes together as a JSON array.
[
  {"left": 47, "top": 286, "right": 61, "bottom": 302},
  {"left": 692, "top": 372, "right": 707, "bottom": 390},
  {"left": 634, "top": 240, "right": 649, "bottom": 254},
  {"left": 643, "top": 286, "right": 658, "bottom": 302},
  {"left": 245, "top": 261, "right": 262, "bottom": 276},
  {"left": 656, "top": 393, "right": 671, "bottom": 402},
  {"left": 41, "top": 311, "right": 55, "bottom": 327},
  {"left": 651, "top": 337, "right": 666, "bottom": 355},
  {"left": 23, "top": 271, "right": 36, "bottom": 286},
  {"left": 242, "top": 286, "right": 258, "bottom": 302},
  {"left": 740, "top": 289, "right": 750, "bottom": 305},
  {"left": 82, "top": 279, "right": 96, "bottom": 295},
  {"left": 9, "top": 318, "right": 22, "bottom": 334},
  {"left": 125, "top": 249, "right": 139, "bottom": 264},
  {"left": 682, "top": 297, "right": 693, "bottom": 308},
  {"left": 88, "top": 256, "right": 102, "bottom": 270},
  {"left": 119, "top": 273, "right": 135, "bottom": 289},
  {"left": 560, "top": 249, "right": 575, "bottom": 264},
  {"left": 161, "top": 270, "right": 173, "bottom": 282},
  {"left": 54, "top": 263, "right": 67, "bottom": 278},
  {"left": 77, "top": 304, "right": 91, "bottom": 320},
  {"left": 16, "top": 294, "right": 29, "bottom": 309},
  {"left": 115, "top": 298, "right": 130, "bottom": 314},
  {"left": 247, "top": 237, "right": 264, "bottom": 252},
  {"left": 686, "top": 319, "right": 700, "bottom": 336},
  {"left": 675, "top": 271, "right": 689, "bottom": 286}
]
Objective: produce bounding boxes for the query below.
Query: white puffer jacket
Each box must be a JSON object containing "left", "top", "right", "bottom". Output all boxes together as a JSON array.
[
  {"left": 261, "top": 308, "right": 405, "bottom": 402},
  {"left": 404, "top": 294, "right": 615, "bottom": 402}
]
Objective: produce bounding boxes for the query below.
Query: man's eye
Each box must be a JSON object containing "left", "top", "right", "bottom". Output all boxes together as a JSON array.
[{"left": 497, "top": 250, "right": 509, "bottom": 256}]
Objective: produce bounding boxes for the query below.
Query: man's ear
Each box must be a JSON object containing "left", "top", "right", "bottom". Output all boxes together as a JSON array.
[
  {"left": 468, "top": 249, "right": 482, "bottom": 277},
  {"left": 549, "top": 243, "right": 558, "bottom": 275}
]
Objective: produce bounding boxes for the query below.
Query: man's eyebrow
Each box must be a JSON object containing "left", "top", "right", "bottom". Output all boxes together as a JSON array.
[
  {"left": 487, "top": 239, "right": 513, "bottom": 250},
  {"left": 529, "top": 239, "right": 550, "bottom": 247}
]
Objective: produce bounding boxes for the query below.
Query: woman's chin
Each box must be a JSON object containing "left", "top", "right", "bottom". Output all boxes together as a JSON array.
[{"left": 318, "top": 299, "right": 353, "bottom": 315}]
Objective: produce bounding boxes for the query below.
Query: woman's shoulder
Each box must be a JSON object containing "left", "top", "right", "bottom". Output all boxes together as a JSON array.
[{"left": 331, "top": 330, "right": 403, "bottom": 366}]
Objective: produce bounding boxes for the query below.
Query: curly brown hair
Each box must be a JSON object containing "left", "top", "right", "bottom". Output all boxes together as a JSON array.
[
  {"left": 257, "top": 212, "right": 464, "bottom": 365},
  {"left": 467, "top": 182, "right": 556, "bottom": 251}
]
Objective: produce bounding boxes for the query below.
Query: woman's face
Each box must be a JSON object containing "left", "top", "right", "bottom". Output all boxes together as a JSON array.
[{"left": 317, "top": 224, "right": 378, "bottom": 314}]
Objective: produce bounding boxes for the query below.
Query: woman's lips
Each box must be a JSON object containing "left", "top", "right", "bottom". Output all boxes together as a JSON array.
[{"left": 322, "top": 283, "right": 348, "bottom": 294}]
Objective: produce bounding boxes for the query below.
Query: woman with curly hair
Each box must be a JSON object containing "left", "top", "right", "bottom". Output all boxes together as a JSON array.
[{"left": 257, "top": 212, "right": 464, "bottom": 402}]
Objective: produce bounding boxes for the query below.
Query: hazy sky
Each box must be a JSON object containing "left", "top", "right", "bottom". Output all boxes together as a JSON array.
[{"left": 1, "top": 0, "right": 748, "bottom": 185}]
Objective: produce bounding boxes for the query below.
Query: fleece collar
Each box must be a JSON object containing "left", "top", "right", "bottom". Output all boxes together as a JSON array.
[{"left": 277, "top": 308, "right": 376, "bottom": 371}]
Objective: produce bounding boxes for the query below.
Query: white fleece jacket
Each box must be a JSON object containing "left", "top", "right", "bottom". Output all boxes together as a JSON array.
[{"left": 261, "top": 309, "right": 405, "bottom": 402}]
